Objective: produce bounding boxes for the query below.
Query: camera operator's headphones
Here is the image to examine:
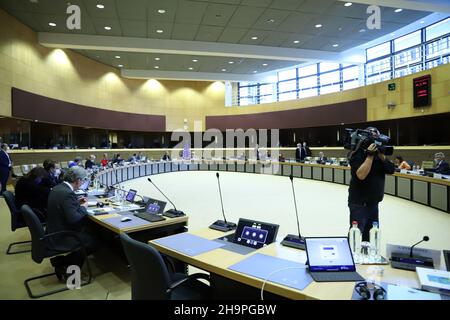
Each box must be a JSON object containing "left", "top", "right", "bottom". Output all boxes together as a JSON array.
[
  {"left": 96, "top": 202, "right": 104, "bottom": 208},
  {"left": 355, "top": 282, "right": 386, "bottom": 300}
]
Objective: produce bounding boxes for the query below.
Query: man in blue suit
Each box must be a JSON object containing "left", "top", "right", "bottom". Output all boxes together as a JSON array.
[
  {"left": 0, "top": 143, "right": 12, "bottom": 194},
  {"left": 434, "top": 152, "right": 450, "bottom": 175}
]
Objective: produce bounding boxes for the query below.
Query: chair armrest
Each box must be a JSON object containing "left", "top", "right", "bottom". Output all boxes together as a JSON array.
[{"left": 166, "top": 273, "right": 210, "bottom": 293}]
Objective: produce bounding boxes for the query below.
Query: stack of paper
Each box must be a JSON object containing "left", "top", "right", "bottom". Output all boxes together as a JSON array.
[{"left": 416, "top": 267, "right": 450, "bottom": 296}]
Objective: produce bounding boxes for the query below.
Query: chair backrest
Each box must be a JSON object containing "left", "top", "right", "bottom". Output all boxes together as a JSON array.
[
  {"left": 21, "top": 205, "right": 46, "bottom": 264},
  {"left": 120, "top": 233, "right": 172, "bottom": 300},
  {"left": 2, "top": 191, "right": 25, "bottom": 232}
]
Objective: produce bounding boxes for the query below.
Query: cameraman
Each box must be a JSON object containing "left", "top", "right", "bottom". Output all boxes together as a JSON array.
[{"left": 348, "top": 127, "right": 395, "bottom": 241}]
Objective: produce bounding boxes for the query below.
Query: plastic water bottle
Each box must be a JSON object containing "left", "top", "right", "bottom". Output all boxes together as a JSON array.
[
  {"left": 369, "top": 221, "right": 381, "bottom": 262},
  {"left": 349, "top": 221, "right": 362, "bottom": 262}
]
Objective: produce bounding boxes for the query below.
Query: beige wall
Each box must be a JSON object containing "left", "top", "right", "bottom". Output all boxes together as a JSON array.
[
  {"left": 1, "top": 8, "right": 449, "bottom": 132},
  {"left": 0, "top": 9, "right": 225, "bottom": 132}
]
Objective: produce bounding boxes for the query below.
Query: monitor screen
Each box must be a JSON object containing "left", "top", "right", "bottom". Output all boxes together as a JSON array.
[
  {"left": 126, "top": 189, "right": 137, "bottom": 202},
  {"left": 305, "top": 237, "right": 356, "bottom": 272},
  {"left": 144, "top": 198, "right": 167, "bottom": 215},
  {"left": 233, "top": 218, "right": 279, "bottom": 249},
  {"left": 79, "top": 179, "right": 90, "bottom": 191}
]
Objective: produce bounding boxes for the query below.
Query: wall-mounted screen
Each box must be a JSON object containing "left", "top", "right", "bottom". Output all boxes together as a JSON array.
[{"left": 413, "top": 75, "right": 431, "bottom": 108}]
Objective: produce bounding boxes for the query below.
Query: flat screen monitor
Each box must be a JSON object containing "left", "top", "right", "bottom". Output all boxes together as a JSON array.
[
  {"left": 233, "top": 218, "right": 279, "bottom": 249},
  {"left": 144, "top": 198, "right": 167, "bottom": 215},
  {"left": 305, "top": 237, "right": 356, "bottom": 272},
  {"left": 126, "top": 189, "right": 137, "bottom": 202}
]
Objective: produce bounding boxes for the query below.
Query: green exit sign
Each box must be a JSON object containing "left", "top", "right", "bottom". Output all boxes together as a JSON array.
[{"left": 388, "top": 83, "right": 396, "bottom": 91}]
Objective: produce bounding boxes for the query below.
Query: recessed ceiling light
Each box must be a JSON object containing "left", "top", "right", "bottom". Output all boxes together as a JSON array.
[
  {"left": 267, "top": 18, "right": 275, "bottom": 23},
  {"left": 253, "top": 70, "right": 257, "bottom": 73},
  {"left": 315, "top": 24, "right": 322, "bottom": 28},
  {"left": 344, "top": 2, "right": 352, "bottom": 7},
  {"left": 359, "top": 28, "right": 366, "bottom": 32},
  {"left": 192, "top": 59, "right": 198, "bottom": 62},
  {"left": 188, "top": 67, "right": 193, "bottom": 70},
  {"left": 154, "top": 57, "right": 160, "bottom": 61},
  {"left": 391, "top": 33, "right": 395, "bottom": 36},
  {"left": 293, "top": 40, "right": 300, "bottom": 44},
  {"left": 156, "top": 29, "right": 163, "bottom": 33},
  {"left": 228, "top": 61, "right": 234, "bottom": 64},
  {"left": 221, "top": 69, "right": 226, "bottom": 72},
  {"left": 48, "top": 22, "right": 56, "bottom": 27},
  {"left": 115, "top": 55, "right": 120, "bottom": 59},
  {"left": 154, "top": 66, "right": 159, "bottom": 69},
  {"left": 157, "top": 9, "right": 166, "bottom": 14},
  {"left": 104, "top": 26, "right": 112, "bottom": 30},
  {"left": 96, "top": 4, "right": 104, "bottom": 9},
  {"left": 394, "top": 8, "right": 403, "bottom": 13},
  {"left": 262, "top": 63, "right": 268, "bottom": 66},
  {"left": 332, "top": 44, "right": 339, "bottom": 47},
  {"left": 420, "top": 20, "right": 425, "bottom": 24},
  {"left": 251, "top": 36, "right": 258, "bottom": 40},
  {"left": 118, "top": 64, "right": 123, "bottom": 68}
]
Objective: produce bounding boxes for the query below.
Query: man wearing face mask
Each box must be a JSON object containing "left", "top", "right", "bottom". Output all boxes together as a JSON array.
[
  {"left": 14, "top": 167, "right": 50, "bottom": 220},
  {"left": 42, "top": 159, "right": 62, "bottom": 187},
  {"left": 432, "top": 152, "right": 450, "bottom": 175},
  {"left": 348, "top": 127, "right": 396, "bottom": 241}
]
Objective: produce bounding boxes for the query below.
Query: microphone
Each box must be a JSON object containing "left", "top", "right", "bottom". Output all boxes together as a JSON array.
[
  {"left": 280, "top": 174, "right": 306, "bottom": 250},
  {"left": 391, "top": 236, "right": 434, "bottom": 271},
  {"left": 147, "top": 178, "right": 185, "bottom": 217},
  {"left": 209, "top": 172, "right": 237, "bottom": 232},
  {"left": 410, "top": 236, "right": 429, "bottom": 257}
]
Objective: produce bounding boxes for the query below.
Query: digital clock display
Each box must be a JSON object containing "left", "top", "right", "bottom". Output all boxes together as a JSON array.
[{"left": 413, "top": 75, "right": 431, "bottom": 108}]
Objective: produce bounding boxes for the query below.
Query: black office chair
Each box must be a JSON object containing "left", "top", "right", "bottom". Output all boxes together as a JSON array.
[
  {"left": 21, "top": 205, "right": 92, "bottom": 298},
  {"left": 3, "top": 190, "right": 32, "bottom": 255},
  {"left": 120, "top": 233, "right": 211, "bottom": 300}
]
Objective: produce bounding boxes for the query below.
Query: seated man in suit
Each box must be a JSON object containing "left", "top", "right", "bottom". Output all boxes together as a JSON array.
[
  {"left": 433, "top": 152, "right": 450, "bottom": 175},
  {"left": 15, "top": 167, "right": 50, "bottom": 220},
  {"left": 317, "top": 151, "right": 328, "bottom": 164},
  {"left": 42, "top": 159, "right": 62, "bottom": 188},
  {"left": 46, "top": 166, "right": 96, "bottom": 279},
  {"left": 84, "top": 154, "right": 96, "bottom": 169}
]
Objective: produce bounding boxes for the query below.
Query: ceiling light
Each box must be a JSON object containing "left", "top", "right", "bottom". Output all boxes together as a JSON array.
[
  {"left": 104, "top": 26, "right": 112, "bottom": 30},
  {"left": 394, "top": 8, "right": 403, "bottom": 13},
  {"left": 262, "top": 63, "right": 268, "bottom": 66},
  {"left": 154, "top": 66, "right": 159, "bottom": 69},
  {"left": 344, "top": 2, "right": 352, "bottom": 6},
  {"left": 221, "top": 69, "right": 226, "bottom": 72},
  {"left": 228, "top": 61, "right": 234, "bottom": 64},
  {"left": 192, "top": 59, "right": 198, "bottom": 62},
  {"left": 48, "top": 22, "right": 56, "bottom": 27},
  {"left": 96, "top": 4, "right": 104, "bottom": 9},
  {"left": 267, "top": 18, "right": 275, "bottom": 23},
  {"left": 391, "top": 33, "right": 395, "bottom": 36},
  {"left": 359, "top": 28, "right": 366, "bottom": 32},
  {"left": 118, "top": 64, "right": 123, "bottom": 68},
  {"left": 332, "top": 44, "right": 339, "bottom": 47},
  {"left": 293, "top": 40, "right": 300, "bottom": 44},
  {"left": 420, "top": 20, "right": 425, "bottom": 24},
  {"left": 188, "top": 67, "right": 193, "bottom": 70},
  {"left": 251, "top": 36, "right": 258, "bottom": 40},
  {"left": 156, "top": 29, "right": 163, "bottom": 33},
  {"left": 157, "top": 9, "right": 166, "bottom": 14},
  {"left": 154, "top": 57, "right": 160, "bottom": 61},
  {"left": 115, "top": 55, "right": 120, "bottom": 59},
  {"left": 253, "top": 70, "right": 257, "bottom": 73},
  {"left": 315, "top": 24, "right": 322, "bottom": 28}
]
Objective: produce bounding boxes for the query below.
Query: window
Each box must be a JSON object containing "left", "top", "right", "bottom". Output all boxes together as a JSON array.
[
  {"left": 298, "top": 64, "right": 317, "bottom": 77},
  {"left": 366, "top": 57, "right": 391, "bottom": 75},
  {"left": 259, "top": 84, "right": 273, "bottom": 96},
  {"left": 367, "top": 42, "right": 391, "bottom": 61},
  {"left": 279, "top": 91, "right": 297, "bottom": 101},
  {"left": 426, "top": 36, "right": 450, "bottom": 60},
  {"left": 320, "top": 84, "right": 340, "bottom": 94},
  {"left": 319, "top": 62, "right": 340, "bottom": 72},
  {"left": 426, "top": 18, "right": 450, "bottom": 41},
  {"left": 394, "top": 47, "right": 421, "bottom": 68},
  {"left": 342, "top": 66, "right": 359, "bottom": 81},
  {"left": 278, "top": 80, "right": 297, "bottom": 92},
  {"left": 298, "top": 88, "right": 318, "bottom": 98},
  {"left": 278, "top": 69, "right": 296, "bottom": 81},
  {"left": 320, "top": 71, "right": 340, "bottom": 86},
  {"left": 394, "top": 31, "right": 421, "bottom": 52},
  {"left": 343, "top": 80, "right": 359, "bottom": 90},
  {"left": 299, "top": 75, "right": 318, "bottom": 90}
]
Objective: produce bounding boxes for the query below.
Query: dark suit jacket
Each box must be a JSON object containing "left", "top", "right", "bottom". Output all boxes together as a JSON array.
[
  {"left": 46, "top": 183, "right": 91, "bottom": 250},
  {"left": 295, "top": 147, "right": 307, "bottom": 161},
  {"left": 0, "top": 149, "right": 11, "bottom": 169},
  {"left": 15, "top": 177, "right": 50, "bottom": 214},
  {"left": 435, "top": 160, "right": 450, "bottom": 175}
]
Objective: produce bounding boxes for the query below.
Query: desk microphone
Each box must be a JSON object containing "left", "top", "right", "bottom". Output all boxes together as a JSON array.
[
  {"left": 147, "top": 178, "right": 185, "bottom": 217},
  {"left": 391, "top": 236, "right": 433, "bottom": 271},
  {"left": 281, "top": 174, "right": 305, "bottom": 250},
  {"left": 209, "top": 172, "right": 236, "bottom": 232},
  {"left": 410, "top": 236, "right": 429, "bottom": 257}
]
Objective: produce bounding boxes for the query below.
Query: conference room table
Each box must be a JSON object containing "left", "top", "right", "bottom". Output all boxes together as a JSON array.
[{"left": 150, "top": 228, "right": 421, "bottom": 300}]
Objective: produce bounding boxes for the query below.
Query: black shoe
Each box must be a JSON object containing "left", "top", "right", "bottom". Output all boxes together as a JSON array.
[{"left": 55, "top": 265, "right": 68, "bottom": 281}]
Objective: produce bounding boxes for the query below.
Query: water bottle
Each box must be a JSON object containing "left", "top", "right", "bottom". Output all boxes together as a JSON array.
[
  {"left": 349, "top": 221, "right": 362, "bottom": 263},
  {"left": 369, "top": 221, "right": 381, "bottom": 262}
]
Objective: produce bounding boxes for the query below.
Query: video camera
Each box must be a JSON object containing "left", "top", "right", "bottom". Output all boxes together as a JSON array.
[{"left": 344, "top": 128, "right": 393, "bottom": 156}]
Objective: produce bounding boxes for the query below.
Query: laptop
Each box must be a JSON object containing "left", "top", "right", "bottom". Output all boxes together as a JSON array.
[
  {"left": 125, "top": 189, "right": 137, "bottom": 203},
  {"left": 305, "top": 237, "right": 365, "bottom": 282},
  {"left": 131, "top": 198, "right": 167, "bottom": 223}
]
